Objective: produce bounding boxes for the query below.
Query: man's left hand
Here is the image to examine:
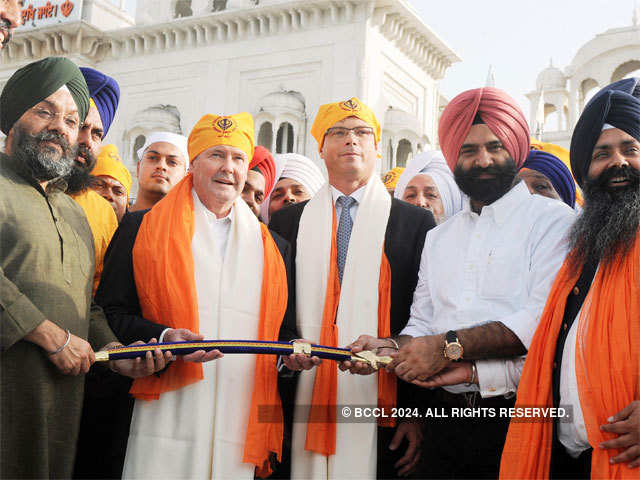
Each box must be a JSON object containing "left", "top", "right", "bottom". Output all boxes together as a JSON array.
[
  {"left": 600, "top": 400, "right": 640, "bottom": 468},
  {"left": 107, "top": 339, "right": 173, "bottom": 378},
  {"left": 390, "top": 420, "right": 423, "bottom": 477},
  {"left": 388, "top": 334, "right": 449, "bottom": 383}
]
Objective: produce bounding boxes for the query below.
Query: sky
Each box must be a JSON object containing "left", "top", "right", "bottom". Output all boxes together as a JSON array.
[
  {"left": 116, "top": 0, "right": 636, "bottom": 118},
  {"left": 412, "top": 0, "right": 636, "bottom": 117}
]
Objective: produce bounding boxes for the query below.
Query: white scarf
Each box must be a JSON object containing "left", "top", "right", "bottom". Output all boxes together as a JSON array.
[
  {"left": 123, "top": 195, "right": 263, "bottom": 479},
  {"left": 292, "top": 175, "right": 391, "bottom": 479}
]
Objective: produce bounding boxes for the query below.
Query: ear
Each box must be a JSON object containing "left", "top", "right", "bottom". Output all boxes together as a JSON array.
[{"left": 136, "top": 160, "right": 141, "bottom": 177}]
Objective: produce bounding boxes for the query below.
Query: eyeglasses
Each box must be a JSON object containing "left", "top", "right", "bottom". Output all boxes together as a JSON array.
[
  {"left": 30, "top": 106, "right": 80, "bottom": 129},
  {"left": 325, "top": 126, "right": 375, "bottom": 139}
]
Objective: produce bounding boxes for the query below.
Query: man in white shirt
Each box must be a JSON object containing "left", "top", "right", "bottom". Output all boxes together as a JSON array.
[
  {"left": 501, "top": 77, "right": 640, "bottom": 479},
  {"left": 350, "top": 87, "right": 575, "bottom": 478}
]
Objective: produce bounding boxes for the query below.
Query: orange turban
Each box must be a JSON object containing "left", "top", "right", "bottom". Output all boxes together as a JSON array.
[
  {"left": 188, "top": 112, "right": 254, "bottom": 162},
  {"left": 438, "top": 87, "right": 530, "bottom": 171},
  {"left": 382, "top": 167, "right": 404, "bottom": 189},
  {"left": 92, "top": 144, "right": 132, "bottom": 197},
  {"left": 311, "top": 97, "right": 381, "bottom": 152},
  {"left": 249, "top": 145, "right": 276, "bottom": 197}
]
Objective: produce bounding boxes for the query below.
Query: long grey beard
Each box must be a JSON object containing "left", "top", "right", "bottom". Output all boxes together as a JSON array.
[
  {"left": 11, "top": 124, "right": 76, "bottom": 182},
  {"left": 568, "top": 177, "right": 640, "bottom": 271}
]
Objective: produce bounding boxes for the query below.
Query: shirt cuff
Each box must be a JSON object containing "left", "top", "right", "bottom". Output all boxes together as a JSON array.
[
  {"left": 158, "top": 328, "right": 171, "bottom": 343},
  {"left": 1, "top": 293, "right": 47, "bottom": 349},
  {"left": 475, "top": 359, "right": 517, "bottom": 398}
]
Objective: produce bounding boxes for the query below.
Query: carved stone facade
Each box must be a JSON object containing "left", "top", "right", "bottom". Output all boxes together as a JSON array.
[
  {"left": 526, "top": 9, "right": 640, "bottom": 148},
  {"left": 1, "top": 0, "right": 460, "bottom": 185}
]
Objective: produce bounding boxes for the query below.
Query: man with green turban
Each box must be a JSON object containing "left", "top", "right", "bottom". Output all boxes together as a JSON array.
[{"left": 0, "top": 56, "right": 170, "bottom": 478}]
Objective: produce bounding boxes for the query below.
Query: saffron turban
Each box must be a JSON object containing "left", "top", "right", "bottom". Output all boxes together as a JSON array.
[
  {"left": 188, "top": 112, "right": 254, "bottom": 162},
  {"left": 80, "top": 67, "right": 120, "bottom": 138},
  {"left": 249, "top": 145, "right": 276, "bottom": 197},
  {"left": 530, "top": 138, "right": 582, "bottom": 206},
  {"left": 394, "top": 150, "right": 465, "bottom": 220},
  {"left": 522, "top": 149, "right": 576, "bottom": 208},
  {"left": 438, "top": 87, "right": 530, "bottom": 172},
  {"left": 260, "top": 153, "right": 326, "bottom": 223},
  {"left": 93, "top": 144, "right": 132, "bottom": 197},
  {"left": 382, "top": 167, "right": 404, "bottom": 190},
  {"left": 311, "top": 97, "right": 381, "bottom": 152},
  {"left": 570, "top": 77, "right": 640, "bottom": 189},
  {"left": 1, "top": 56, "right": 90, "bottom": 135},
  {"left": 137, "top": 131, "right": 189, "bottom": 170}
]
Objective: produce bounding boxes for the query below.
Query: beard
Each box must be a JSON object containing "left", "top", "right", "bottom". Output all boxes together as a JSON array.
[
  {"left": 568, "top": 165, "right": 640, "bottom": 271},
  {"left": 65, "top": 144, "right": 97, "bottom": 194},
  {"left": 453, "top": 157, "right": 518, "bottom": 205},
  {"left": 10, "top": 124, "right": 76, "bottom": 182}
]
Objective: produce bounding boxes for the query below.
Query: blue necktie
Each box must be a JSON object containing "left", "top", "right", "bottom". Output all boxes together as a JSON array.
[{"left": 336, "top": 195, "right": 356, "bottom": 283}]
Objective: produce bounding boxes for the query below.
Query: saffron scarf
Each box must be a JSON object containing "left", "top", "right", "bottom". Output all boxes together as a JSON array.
[
  {"left": 129, "top": 173, "right": 287, "bottom": 477},
  {"left": 500, "top": 235, "right": 640, "bottom": 479}
]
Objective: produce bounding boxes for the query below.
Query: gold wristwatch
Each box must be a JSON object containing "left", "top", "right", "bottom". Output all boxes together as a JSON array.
[{"left": 443, "top": 330, "right": 464, "bottom": 361}]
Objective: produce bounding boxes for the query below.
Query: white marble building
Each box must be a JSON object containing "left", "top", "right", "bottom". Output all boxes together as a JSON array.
[
  {"left": 1, "top": 0, "right": 460, "bottom": 194},
  {"left": 526, "top": 8, "right": 640, "bottom": 148}
]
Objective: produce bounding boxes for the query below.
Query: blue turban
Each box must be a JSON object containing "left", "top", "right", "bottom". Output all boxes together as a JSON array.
[
  {"left": 79, "top": 67, "right": 120, "bottom": 137},
  {"left": 570, "top": 77, "right": 640, "bottom": 188},
  {"left": 522, "top": 150, "right": 576, "bottom": 208}
]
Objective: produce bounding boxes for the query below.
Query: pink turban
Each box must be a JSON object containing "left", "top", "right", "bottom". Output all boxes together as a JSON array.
[{"left": 438, "top": 87, "right": 530, "bottom": 172}]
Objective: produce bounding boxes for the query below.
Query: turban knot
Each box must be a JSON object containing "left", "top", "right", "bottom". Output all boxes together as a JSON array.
[
  {"left": 1, "top": 57, "right": 90, "bottom": 135},
  {"left": 570, "top": 77, "right": 640, "bottom": 189},
  {"left": 80, "top": 67, "right": 120, "bottom": 138},
  {"left": 249, "top": 145, "right": 276, "bottom": 197},
  {"left": 438, "top": 87, "right": 530, "bottom": 172}
]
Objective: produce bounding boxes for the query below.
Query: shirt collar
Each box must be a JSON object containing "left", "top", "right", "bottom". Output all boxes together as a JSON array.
[
  {"left": 463, "top": 180, "right": 531, "bottom": 226},
  {"left": 193, "top": 189, "right": 234, "bottom": 225},
  {"left": 329, "top": 175, "right": 372, "bottom": 205}
]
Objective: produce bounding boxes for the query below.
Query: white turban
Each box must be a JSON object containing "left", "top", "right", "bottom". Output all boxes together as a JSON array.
[
  {"left": 260, "top": 153, "right": 326, "bottom": 223},
  {"left": 137, "top": 131, "right": 190, "bottom": 171},
  {"left": 394, "top": 150, "right": 464, "bottom": 221}
]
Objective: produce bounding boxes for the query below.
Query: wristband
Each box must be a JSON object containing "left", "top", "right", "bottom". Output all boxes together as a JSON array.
[{"left": 48, "top": 329, "right": 71, "bottom": 356}]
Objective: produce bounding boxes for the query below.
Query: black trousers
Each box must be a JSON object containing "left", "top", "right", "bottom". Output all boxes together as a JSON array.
[
  {"left": 550, "top": 440, "right": 592, "bottom": 480},
  {"left": 416, "top": 389, "right": 515, "bottom": 479}
]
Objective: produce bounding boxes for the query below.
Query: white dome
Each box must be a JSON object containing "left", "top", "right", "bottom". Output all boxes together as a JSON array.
[
  {"left": 536, "top": 65, "right": 566, "bottom": 90},
  {"left": 384, "top": 107, "right": 420, "bottom": 134}
]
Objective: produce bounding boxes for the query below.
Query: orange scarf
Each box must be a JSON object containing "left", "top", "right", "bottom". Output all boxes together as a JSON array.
[
  {"left": 305, "top": 212, "right": 397, "bottom": 456},
  {"left": 500, "top": 235, "right": 640, "bottom": 479},
  {"left": 129, "top": 174, "right": 287, "bottom": 477}
]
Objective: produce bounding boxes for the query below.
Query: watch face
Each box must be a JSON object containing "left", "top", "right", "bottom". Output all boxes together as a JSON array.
[{"left": 446, "top": 343, "right": 463, "bottom": 360}]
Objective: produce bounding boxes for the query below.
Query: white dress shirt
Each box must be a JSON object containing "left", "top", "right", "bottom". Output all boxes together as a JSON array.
[
  {"left": 401, "top": 181, "right": 575, "bottom": 397},
  {"left": 159, "top": 191, "right": 233, "bottom": 342},
  {"left": 558, "top": 307, "right": 591, "bottom": 458},
  {"left": 330, "top": 181, "right": 368, "bottom": 221}
]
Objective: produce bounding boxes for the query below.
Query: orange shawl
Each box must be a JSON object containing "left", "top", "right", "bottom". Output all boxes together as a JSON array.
[
  {"left": 129, "top": 174, "right": 287, "bottom": 477},
  {"left": 305, "top": 212, "right": 397, "bottom": 456},
  {"left": 500, "top": 235, "right": 640, "bottom": 479}
]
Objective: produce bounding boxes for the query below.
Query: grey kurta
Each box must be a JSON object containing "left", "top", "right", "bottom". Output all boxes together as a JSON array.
[{"left": 0, "top": 152, "right": 117, "bottom": 478}]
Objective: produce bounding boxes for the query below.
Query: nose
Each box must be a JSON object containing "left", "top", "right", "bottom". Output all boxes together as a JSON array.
[
  {"left": 416, "top": 195, "right": 428, "bottom": 209},
  {"left": 610, "top": 149, "right": 630, "bottom": 168},
  {"left": 283, "top": 191, "right": 296, "bottom": 204},
  {"left": 474, "top": 147, "right": 493, "bottom": 169}
]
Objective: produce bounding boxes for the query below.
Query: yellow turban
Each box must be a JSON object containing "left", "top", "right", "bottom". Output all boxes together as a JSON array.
[
  {"left": 382, "top": 167, "right": 404, "bottom": 189},
  {"left": 311, "top": 97, "right": 381, "bottom": 152},
  {"left": 529, "top": 137, "right": 583, "bottom": 206},
  {"left": 92, "top": 144, "right": 132, "bottom": 197},
  {"left": 188, "top": 113, "right": 254, "bottom": 162}
]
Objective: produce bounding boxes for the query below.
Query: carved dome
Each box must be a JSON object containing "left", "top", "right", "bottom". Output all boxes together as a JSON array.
[
  {"left": 536, "top": 65, "right": 566, "bottom": 90},
  {"left": 258, "top": 90, "right": 305, "bottom": 115}
]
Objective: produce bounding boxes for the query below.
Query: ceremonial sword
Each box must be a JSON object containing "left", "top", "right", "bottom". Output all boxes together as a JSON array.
[{"left": 94, "top": 340, "right": 392, "bottom": 370}]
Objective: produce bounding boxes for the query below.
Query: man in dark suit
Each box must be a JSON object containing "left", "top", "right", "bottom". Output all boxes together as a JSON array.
[{"left": 269, "top": 97, "right": 435, "bottom": 479}]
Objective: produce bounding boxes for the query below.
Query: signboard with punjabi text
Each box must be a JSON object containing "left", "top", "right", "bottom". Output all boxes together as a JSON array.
[{"left": 18, "top": 0, "right": 83, "bottom": 31}]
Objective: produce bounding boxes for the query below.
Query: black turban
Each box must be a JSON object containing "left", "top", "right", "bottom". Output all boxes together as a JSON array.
[
  {"left": 570, "top": 77, "right": 640, "bottom": 188},
  {"left": 0, "top": 57, "right": 90, "bottom": 135},
  {"left": 80, "top": 67, "right": 120, "bottom": 137}
]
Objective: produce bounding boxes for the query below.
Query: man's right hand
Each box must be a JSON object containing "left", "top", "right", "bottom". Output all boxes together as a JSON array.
[
  {"left": 25, "top": 319, "right": 95, "bottom": 375},
  {"left": 281, "top": 339, "right": 322, "bottom": 371},
  {"left": 163, "top": 328, "right": 223, "bottom": 363},
  {"left": 340, "top": 334, "right": 398, "bottom": 375}
]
